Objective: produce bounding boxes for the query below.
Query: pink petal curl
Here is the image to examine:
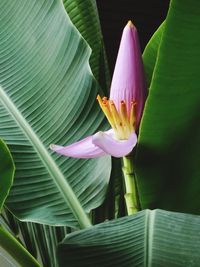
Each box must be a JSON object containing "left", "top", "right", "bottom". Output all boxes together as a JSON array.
[
  {"left": 50, "top": 129, "right": 137, "bottom": 159},
  {"left": 50, "top": 135, "right": 106, "bottom": 158},
  {"left": 92, "top": 129, "right": 137, "bottom": 158}
]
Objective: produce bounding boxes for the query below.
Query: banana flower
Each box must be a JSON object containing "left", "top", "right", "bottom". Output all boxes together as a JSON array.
[{"left": 50, "top": 21, "right": 146, "bottom": 158}]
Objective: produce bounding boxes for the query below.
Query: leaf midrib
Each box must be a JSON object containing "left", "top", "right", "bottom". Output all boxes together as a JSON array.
[
  {"left": 145, "top": 209, "right": 155, "bottom": 267},
  {"left": 0, "top": 85, "right": 91, "bottom": 229}
]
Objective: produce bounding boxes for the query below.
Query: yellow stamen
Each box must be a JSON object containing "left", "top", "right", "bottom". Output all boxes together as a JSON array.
[
  {"left": 120, "top": 101, "right": 131, "bottom": 138},
  {"left": 97, "top": 95, "right": 117, "bottom": 131},
  {"left": 97, "top": 95, "right": 137, "bottom": 140},
  {"left": 109, "top": 101, "right": 125, "bottom": 139},
  {"left": 130, "top": 101, "right": 137, "bottom": 131}
]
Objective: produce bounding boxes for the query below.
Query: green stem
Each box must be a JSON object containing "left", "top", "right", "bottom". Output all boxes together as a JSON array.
[
  {"left": 122, "top": 156, "right": 140, "bottom": 215},
  {"left": 0, "top": 225, "right": 41, "bottom": 267}
]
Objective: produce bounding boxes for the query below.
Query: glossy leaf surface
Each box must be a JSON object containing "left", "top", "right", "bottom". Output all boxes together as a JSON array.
[
  {"left": 136, "top": 0, "right": 200, "bottom": 214},
  {"left": 58, "top": 209, "right": 200, "bottom": 266},
  {"left": 0, "top": 0, "right": 111, "bottom": 227},
  {"left": 63, "top": 0, "right": 110, "bottom": 92},
  {"left": 142, "top": 22, "right": 165, "bottom": 87},
  {"left": 0, "top": 139, "right": 14, "bottom": 211}
]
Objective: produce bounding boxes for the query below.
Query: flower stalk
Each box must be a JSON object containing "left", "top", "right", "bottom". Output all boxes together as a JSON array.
[{"left": 122, "top": 156, "right": 140, "bottom": 215}]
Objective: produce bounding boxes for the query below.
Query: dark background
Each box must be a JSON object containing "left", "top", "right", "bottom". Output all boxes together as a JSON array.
[{"left": 96, "top": 1, "right": 170, "bottom": 74}]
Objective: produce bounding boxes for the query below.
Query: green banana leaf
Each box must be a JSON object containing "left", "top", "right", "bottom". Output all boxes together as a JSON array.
[
  {"left": 58, "top": 209, "right": 200, "bottom": 266},
  {"left": 0, "top": 0, "right": 111, "bottom": 227},
  {"left": 0, "top": 142, "right": 40, "bottom": 267},
  {"left": 63, "top": 0, "right": 110, "bottom": 92},
  {"left": 0, "top": 224, "right": 41, "bottom": 267},
  {"left": 135, "top": 0, "right": 200, "bottom": 214},
  {"left": 0, "top": 139, "right": 14, "bottom": 211},
  {"left": 0, "top": 248, "right": 20, "bottom": 267},
  {"left": 142, "top": 22, "right": 165, "bottom": 87}
]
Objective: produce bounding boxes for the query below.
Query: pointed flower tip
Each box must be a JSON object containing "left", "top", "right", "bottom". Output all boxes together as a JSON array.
[{"left": 127, "top": 20, "right": 135, "bottom": 28}]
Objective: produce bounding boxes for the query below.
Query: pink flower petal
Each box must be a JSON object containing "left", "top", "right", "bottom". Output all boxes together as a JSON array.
[
  {"left": 50, "top": 135, "right": 107, "bottom": 158},
  {"left": 92, "top": 130, "right": 137, "bottom": 158},
  {"left": 109, "top": 21, "right": 146, "bottom": 128}
]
